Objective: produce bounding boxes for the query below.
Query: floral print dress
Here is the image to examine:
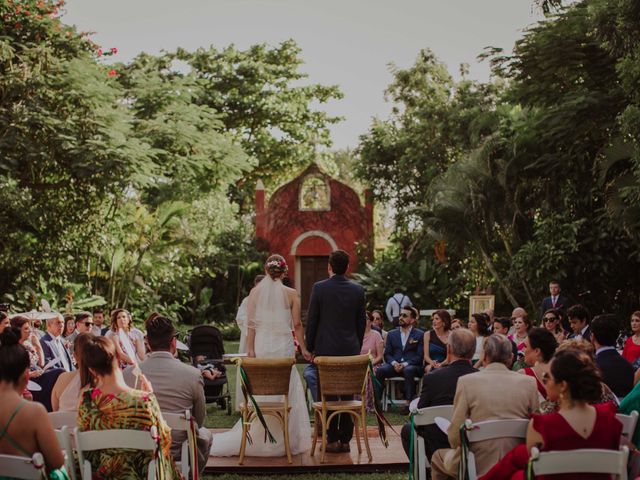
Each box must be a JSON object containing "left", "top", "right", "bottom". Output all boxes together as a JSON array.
[{"left": 77, "top": 388, "right": 181, "bottom": 480}]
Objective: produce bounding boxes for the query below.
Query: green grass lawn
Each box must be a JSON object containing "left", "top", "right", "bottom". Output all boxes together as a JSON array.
[{"left": 204, "top": 340, "right": 409, "bottom": 429}]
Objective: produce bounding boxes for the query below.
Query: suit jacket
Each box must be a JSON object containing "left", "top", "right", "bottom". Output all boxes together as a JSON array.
[
  {"left": 383, "top": 327, "right": 424, "bottom": 367},
  {"left": 416, "top": 360, "right": 478, "bottom": 458},
  {"left": 40, "top": 332, "right": 74, "bottom": 372},
  {"left": 306, "top": 274, "right": 366, "bottom": 356},
  {"left": 568, "top": 325, "right": 592, "bottom": 342},
  {"left": 540, "top": 294, "right": 571, "bottom": 316},
  {"left": 595, "top": 348, "right": 634, "bottom": 397},
  {"left": 443, "top": 363, "right": 539, "bottom": 477}
]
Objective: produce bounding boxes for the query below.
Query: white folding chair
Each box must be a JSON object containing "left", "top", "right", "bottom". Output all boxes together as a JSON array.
[
  {"left": 74, "top": 427, "right": 159, "bottom": 480},
  {"left": 411, "top": 405, "right": 454, "bottom": 480},
  {"left": 48, "top": 411, "right": 77, "bottom": 429},
  {"left": 382, "top": 376, "right": 421, "bottom": 411},
  {"left": 161, "top": 410, "right": 194, "bottom": 480},
  {"left": 54, "top": 425, "right": 78, "bottom": 480},
  {"left": 528, "top": 445, "right": 629, "bottom": 479},
  {"left": 463, "top": 418, "right": 529, "bottom": 480},
  {"left": 0, "top": 452, "right": 45, "bottom": 479},
  {"left": 616, "top": 411, "right": 639, "bottom": 440}
]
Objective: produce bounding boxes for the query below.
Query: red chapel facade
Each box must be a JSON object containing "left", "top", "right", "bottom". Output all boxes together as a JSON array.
[{"left": 255, "top": 164, "right": 374, "bottom": 310}]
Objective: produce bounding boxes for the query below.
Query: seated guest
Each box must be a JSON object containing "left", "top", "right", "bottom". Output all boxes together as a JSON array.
[
  {"left": 51, "top": 333, "right": 94, "bottom": 411},
  {"left": 622, "top": 311, "right": 640, "bottom": 368},
  {"left": 430, "top": 334, "right": 539, "bottom": 480},
  {"left": 371, "top": 309, "right": 388, "bottom": 343},
  {"left": 542, "top": 308, "right": 566, "bottom": 344},
  {"left": 451, "top": 318, "right": 464, "bottom": 330},
  {"left": 376, "top": 306, "right": 424, "bottom": 412},
  {"left": 123, "top": 316, "right": 212, "bottom": 477},
  {"left": 361, "top": 311, "right": 384, "bottom": 411},
  {"left": 492, "top": 317, "right": 518, "bottom": 364},
  {"left": 0, "top": 311, "right": 9, "bottom": 333},
  {"left": 0, "top": 328, "right": 66, "bottom": 473},
  {"left": 519, "top": 327, "right": 558, "bottom": 401},
  {"left": 40, "top": 314, "right": 74, "bottom": 372},
  {"left": 12, "top": 315, "right": 65, "bottom": 411},
  {"left": 105, "top": 308, "right": 145, "bottom": 366},
  {"left": 619, "top": 371, "right": 640, "bottom": 446},
  {"left": 469, "top": 313, "right": 490, "bottom": 365},
  {"left": 423, "top": 309, "right": 451, "bottom": 372},
  {"left": 591, "top": 314, "right": 633, "bottom": 397},
  {"left": 78, "top": 335, "right": 179, "bottom": 479},
  {"left": 508, "top": 309, "right": 531, "bottom": 353},
  {"left": 401, "top": 329, "right": 478, "bottom": 462},
  {"left": 66, "top": 312, "right": 95, "bottom": 356},
  {"left": 92, "top": 308, "right": 108, "bottom": 336},
  {"left": 567, "top": 304, "right": 592, "bottom": 341},
  {"left": 481, "top": 349, "right": 622, "bottom": 480},
  {"left": 63, "top": 314, "right": 76, "bottom": 344}
]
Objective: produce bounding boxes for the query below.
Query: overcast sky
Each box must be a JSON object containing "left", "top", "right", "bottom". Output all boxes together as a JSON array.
[{"left": 64, "top": 0, "right": 543, "bottom": 150}]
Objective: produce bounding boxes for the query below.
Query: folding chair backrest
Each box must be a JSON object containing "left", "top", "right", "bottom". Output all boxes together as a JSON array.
[
  {"left": 239, "top": 357, "right": 295, "bottom": 396},
  {"left": 466, "top": 418, "right": 530, "bottom": 443},
  {"left": 530, "top": 446, "right": 629, "bottom": 478},
  {"left": 74, "top": 427, "right": 158, "bottom": 480},
  {"left": 413, "top": 405, "right": 454, "bottom": 427},
  {"left": 49, "top": 411, "right": 78, "bottom": 429},
  {"left": 616, "top": 411, "right": 638, "bottom": 439},
  {"left": 161, "top": 411, "right": 192, "bottom": 480},
  {"left": 0, "top": 452, "right": 45, "bottom": 479},
  {"left": 54, "top": 426, "right": 77, "bottom": 480},
  {"left": 315, "top": 354, "right": 370, "bottom": 396}
]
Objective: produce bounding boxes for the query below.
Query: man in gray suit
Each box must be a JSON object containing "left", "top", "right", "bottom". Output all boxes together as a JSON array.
[{"left": 124, "top": 316, "right": 212, "bottom": 475}]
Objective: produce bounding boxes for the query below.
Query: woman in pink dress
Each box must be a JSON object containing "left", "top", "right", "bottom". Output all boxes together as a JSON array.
[{"left": 360, "top": 311, "right": 384, "bottom": 411}]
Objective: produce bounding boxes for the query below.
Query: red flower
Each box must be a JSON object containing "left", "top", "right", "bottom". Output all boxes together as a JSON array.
[
  {"left": 107, "top": 69, "right": 117, "bottom": 77},
  {"left": 110, "top": 47, "right": 118, "bottom": 54},
  {"left": 97, "top": 48, "right": 103, "bottom": 56},
  {"left": 14, "top": 22, "right": 22, "bottom": 29}
]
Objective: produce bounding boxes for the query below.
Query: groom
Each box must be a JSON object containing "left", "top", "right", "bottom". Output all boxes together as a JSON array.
[{"left": 304, "top": 249, "right": 366, "bottom": 453}]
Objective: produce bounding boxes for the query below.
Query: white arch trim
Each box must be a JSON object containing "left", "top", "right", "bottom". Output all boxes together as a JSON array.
[{"left": 290, "top": 230, "right": 338, "bottom": 255}]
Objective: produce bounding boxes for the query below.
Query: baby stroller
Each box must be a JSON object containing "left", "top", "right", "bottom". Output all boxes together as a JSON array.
[{"left": 186, "top": 324, "right": 232, "bottom": 415}]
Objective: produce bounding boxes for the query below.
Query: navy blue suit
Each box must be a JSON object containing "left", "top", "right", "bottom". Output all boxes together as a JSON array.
[
  {"left": 304, "top": 273, "right": 366, "bottom": 444},
  {"left": 596, "top": 348, "right": 633, "bottom": 397},
  {"left": 540, "top": 294, "right": 571, "bottom": 317},
  {"left": 40, "top": 333, "right": 74, "bottom": 372},
  {"left": 376, "top": 327, "right": 424, "bottom": 401}
]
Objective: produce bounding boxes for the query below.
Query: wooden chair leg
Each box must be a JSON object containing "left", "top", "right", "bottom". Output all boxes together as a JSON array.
[
  {"left": 283, "top": 407, "right": 292, "bottom": 464},
  {"left": 361, "top": 406, "right": 372, "bottom": 462},
  {"left": 353, "top": 411, "right": 362, "bottom": 454},
  {"left": 238, "top": 409, "right": 248, "bottom": 465},
  {"left": 310, "top": 409, "right": 319, "bottom": 456},
  {"left": 320, "top": 409, "right": 328, "bottom": 463}
]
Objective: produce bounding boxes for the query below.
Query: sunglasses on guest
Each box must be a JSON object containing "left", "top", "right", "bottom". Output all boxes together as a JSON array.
[{"left": 543, "top": 316, "right": 558, "bottom": 322}]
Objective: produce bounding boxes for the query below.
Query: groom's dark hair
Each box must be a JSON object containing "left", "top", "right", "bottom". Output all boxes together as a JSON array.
[{"left": 329, "top": 250, "right": 349, "bottom": 275}]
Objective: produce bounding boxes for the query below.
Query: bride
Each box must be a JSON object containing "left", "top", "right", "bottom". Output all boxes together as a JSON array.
[{"left": 211, "top": 254, "right": 312, "bottom": 457}]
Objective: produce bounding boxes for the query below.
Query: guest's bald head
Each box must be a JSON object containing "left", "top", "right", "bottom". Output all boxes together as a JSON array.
[{"left": 447, "top": 328, "right": 476, "bottom": 360}]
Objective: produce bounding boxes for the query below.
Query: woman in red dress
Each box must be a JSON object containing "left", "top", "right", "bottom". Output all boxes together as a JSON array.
[
  {"left": 480, "top": 348, "right": 622, "bottom": 480},
  {"left": 622, "top": 311, "right": 640, "bottom": 365}
]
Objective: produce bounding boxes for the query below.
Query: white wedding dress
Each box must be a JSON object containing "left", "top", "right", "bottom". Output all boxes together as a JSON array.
[{"left": 210, "top": 277, "right": 311, "bottom": 457}]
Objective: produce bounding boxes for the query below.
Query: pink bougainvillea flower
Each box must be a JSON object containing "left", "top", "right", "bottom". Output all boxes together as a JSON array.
[
  {"left": 110, "top": 47, "right": 118, "bottom": 54},
  {"left": 14, "top": 22, "right": 22, "bottom": 29},
  {"left": 107, "top": 69, "right": 117, "bottom": 77},
  {"left": 97, "top": 48, "right": 103, "bottom": 56}
]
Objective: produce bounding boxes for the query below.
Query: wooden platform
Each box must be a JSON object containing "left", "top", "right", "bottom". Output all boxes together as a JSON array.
[{"left": 205, "top": 426, "right": 409, "bottom": 474}]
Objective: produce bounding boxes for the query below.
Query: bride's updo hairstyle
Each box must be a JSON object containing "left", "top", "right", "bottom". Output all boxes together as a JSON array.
[
  {"left": 265, "top": 254, "right": 288, "bottom": 280},
  {"left": 0, "top": 327, "right": 30, "bottom": 385}
]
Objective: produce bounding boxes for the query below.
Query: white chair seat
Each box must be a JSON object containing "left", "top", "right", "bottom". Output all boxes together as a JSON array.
[
  {"left": 411, "top": 405, "right": 454, "bottom": 480},
  {"left": 529, "top": 446, "right": 629, "bottom": 479},
  {"left": 616, "top": 410, "right": 638, "bottom": 440},
  {"left": 0, "top": 452, "right": 45, "bottom": 479},
  {"left": 48, "top": 411, "right": 77, "bottom": 429},
  {"left": 162, "top": 410, "right": 194, "bottom": 480}
]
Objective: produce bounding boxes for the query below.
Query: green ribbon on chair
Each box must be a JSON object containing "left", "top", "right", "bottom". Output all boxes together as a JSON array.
[
  {"left": 367, "top": 357, "right": 397, "bottom": 447},
  {"left": 458, "top": 419, "right": 476, "bottom": 480},
  {"left": 236, "top": 360, "right": 277, "bottom": 445},
  {"left": 188, "top": 415, "right": 199, "bottom": 480}
]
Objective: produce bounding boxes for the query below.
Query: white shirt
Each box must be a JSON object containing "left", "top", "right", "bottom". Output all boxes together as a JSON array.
[
  {"left": 595, "top": 346, "right": 616, "bottom": 355},
  {"left": 385, "top": 293, "right": 412, "bottom": 323},
  {"left": 51, "top": 335, "right": 71, "bottom": 371},
  {"left": 400, "top": 326, "right": 413, "bottom": 349}
]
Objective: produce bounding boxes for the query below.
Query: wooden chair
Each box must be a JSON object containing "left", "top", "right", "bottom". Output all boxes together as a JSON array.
[
  {"left": 74, "top": 427, "right": 159, "bottom": 480},
  {"left": 528, "top": 445, "right": 629, "bottom": 479},
  {"left": 310, "top": 354, "right": 372, "bottom": 463},
  {"left": 463, "top": 418, "right": 529, "bottom": 480},
  {"left": 411, "top": 405, "right": 454, "bottom": 480},
  {"left": 616, "top": 410, "right": 639, "bottom": 440},
  {"left": 48, "top": 411, "right": 77, "bottom": 429},
  {"left": 237, "top": 357, "right": 296, "bottom": 465},
  {"left": 162, "top": 410, "right": 194, "bottom": 480},
  {"left": 0, "top": 452, "right": 44, "bottom": 479}
]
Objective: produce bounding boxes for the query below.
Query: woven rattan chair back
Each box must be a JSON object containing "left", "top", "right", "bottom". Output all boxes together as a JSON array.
[
  {"left": 314, "top": 354, "right": 369, "bottom": 396},
  {"left": 239, "top": 357, "right": 295, "bottom": 396}
]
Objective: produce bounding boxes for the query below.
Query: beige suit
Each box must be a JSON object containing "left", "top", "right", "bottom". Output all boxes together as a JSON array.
[
  {"left": 430, "top": 362, "right": 539, "bottom": 479},
  {"left": 124, "top": 351, "right": 212, "bottom": 475}
]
